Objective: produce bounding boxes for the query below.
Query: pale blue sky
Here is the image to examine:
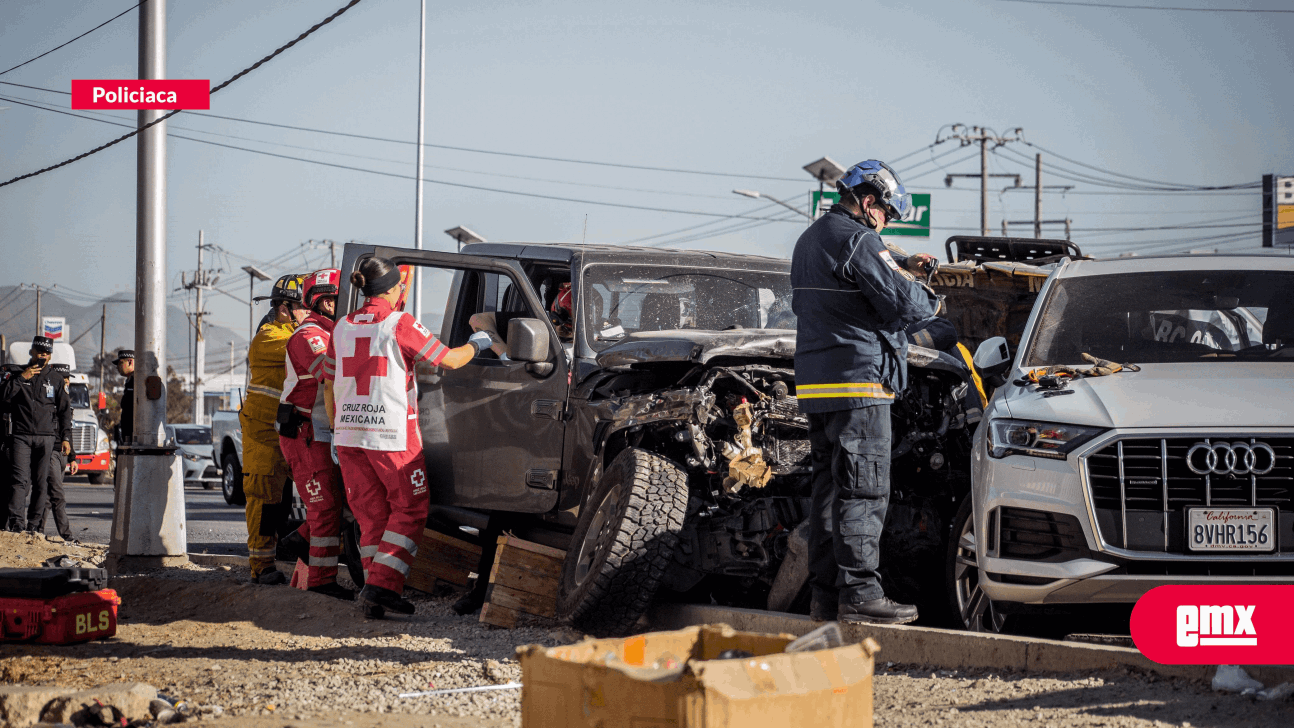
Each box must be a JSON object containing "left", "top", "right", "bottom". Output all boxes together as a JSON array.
[{"left": 0, "top": 0, "right": 1290, "bottom": 340}]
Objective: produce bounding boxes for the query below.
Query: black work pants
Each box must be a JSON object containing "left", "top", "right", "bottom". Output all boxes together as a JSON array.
[
  {"left": 806, "top": 404, "right": 891, "bottom": 605},
  {"left": 6, "top": 434, "right": 54, "bottom": 532},
  {"left": 28, "top": 451, "right": 71, "bottom": 539}
]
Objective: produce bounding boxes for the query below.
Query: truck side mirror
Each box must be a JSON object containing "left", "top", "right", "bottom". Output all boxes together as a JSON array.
[
  {"left": 507, "top": 318, "right": 550, "bottom": 362},
  {"left": 974, "top": 336, "right": 1012, "bottom": 383}
]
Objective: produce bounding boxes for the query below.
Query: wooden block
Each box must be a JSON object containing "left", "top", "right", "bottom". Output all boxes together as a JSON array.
[
  {"left": 407, "top": 528, "right": 483, "bottom": 593},
  {"left": 492, "top": 546, "right": 563, "bottom": 580},
  {"left": 484, "top": 583, "right": 557, "bottom": 619},
  {"left": 479, "top": 601, "right": 519, "bottom": 629},
  {"left": 496, "top": 534, "right": 566, "bottom": 560},
  {"left": 490, "top": 563, "right": 560, "bottom": 600}
]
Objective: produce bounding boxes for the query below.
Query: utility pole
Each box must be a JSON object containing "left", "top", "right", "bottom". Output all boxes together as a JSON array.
[
  {"left": 330, "top": 240, "right": 337, "bottom": 269},
  {"left": 35, "top": 286, "right": 42, "bottom": 336},
  {"left": 110, "top": 0, "right": 187, "bottom": 569},
  {"left": 98, "top": 304, "right": 106, "bottom": 394},
  {"left": 1034, "top": 153, "right": 1043, "bottom": 239},
  {"left": 941, "top": 125, "right": 1024, "bottom": 236},
  {"left": 192, "top": 231, "right": 206, "bottom": 425},
  {"left": 412, "top": 0, "right": 428, "bottom": 318}
]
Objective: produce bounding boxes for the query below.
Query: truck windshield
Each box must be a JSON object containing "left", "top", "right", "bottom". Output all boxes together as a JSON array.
[
  {"left": 172, "top": 427, "right": 212, "bottom": 445},
  {"left": 581, "top": 264, "right": 794, "bottom": 349},
  {"left": 68, "top": 383, "right": 91, "bottom": 409},
  {"left": 1025, "top": 269, "right": 1294, "bottom": 366}
]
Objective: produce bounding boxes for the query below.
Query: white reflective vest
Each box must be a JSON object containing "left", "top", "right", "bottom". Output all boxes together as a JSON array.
[{"left": 331, "top": 310, "right": 416, "bottom": 451}]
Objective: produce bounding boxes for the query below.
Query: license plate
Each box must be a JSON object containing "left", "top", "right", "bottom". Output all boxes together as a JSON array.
[{"left": 1187, "top": 508, "right": 1276, "bottom": 552}]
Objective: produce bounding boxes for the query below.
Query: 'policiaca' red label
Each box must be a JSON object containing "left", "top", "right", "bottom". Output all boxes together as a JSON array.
[
  {"left": 71, "top": 80, "right": 210, "bottom": 110},
  {"left": 1131, "top": 585, "right": 1294, "bottom": 664}
]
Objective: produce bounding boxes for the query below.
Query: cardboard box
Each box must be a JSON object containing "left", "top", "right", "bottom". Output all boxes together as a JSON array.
[
  {"left": 480, "top": 535, "right": 566, "bottom": 628},
  {"left": 518, "top": 624, "right": 878, "bottom": 727}
]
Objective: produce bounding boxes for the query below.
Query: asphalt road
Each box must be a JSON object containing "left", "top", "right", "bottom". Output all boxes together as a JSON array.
[{"left": 45, "top": 475, "right": 249, "bottom": 555}]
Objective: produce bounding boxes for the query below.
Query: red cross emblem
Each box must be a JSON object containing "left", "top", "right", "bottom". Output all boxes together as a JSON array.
[{"left": 343, "top": 336, "right": 387, "bottom": 396}]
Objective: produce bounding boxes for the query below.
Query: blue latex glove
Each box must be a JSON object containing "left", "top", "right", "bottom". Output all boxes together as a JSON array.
[{"left": 330, "top": 440, "right": 339, "bottom": 465}]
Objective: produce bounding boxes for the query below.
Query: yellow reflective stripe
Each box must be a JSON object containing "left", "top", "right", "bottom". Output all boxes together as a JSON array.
[
  {"left": 797, "top": 383, "right": 890, "bottom": 390},
  {"left": 955, "top": 342, "right": 988, "bottom": 408},
  {"left": 247, "top": 384, "right": 283, "bottom": 399},
  {"left": 797, "top": 391, "right": 895, "bottom": 399}
]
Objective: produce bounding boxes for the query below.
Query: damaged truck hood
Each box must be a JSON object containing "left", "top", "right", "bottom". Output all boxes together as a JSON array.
[{"left": 595, "top": 330, "right": 796, "bottom": 368}]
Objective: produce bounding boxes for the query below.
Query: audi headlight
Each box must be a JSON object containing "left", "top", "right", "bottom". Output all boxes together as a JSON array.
[{"left": 988, "top": 419, "right": 1104, "bottom": 460}]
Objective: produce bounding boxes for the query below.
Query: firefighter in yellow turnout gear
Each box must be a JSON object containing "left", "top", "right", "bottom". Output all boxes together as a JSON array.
[{"left": 241, "top": 274, "right": 308, "bottom": 584}]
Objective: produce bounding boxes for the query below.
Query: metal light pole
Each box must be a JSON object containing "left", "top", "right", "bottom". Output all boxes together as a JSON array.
[
  {"left": 803, "top": 157, "right": 847, "bottom": 221},
  {"left": 412, "top": 0, "right": 428, "bottom": 317},
  {"left": 732, "top": 190, "right": 811, "bottom": 220},
  {"left": 241, "top": 265, "right": 271, "bottom": 341},
  {"left": 444, "top": 226, "right": 486, "bottom": 252},
  {"left": 110, "top": 0, "right": 187, "bottom": 569}
]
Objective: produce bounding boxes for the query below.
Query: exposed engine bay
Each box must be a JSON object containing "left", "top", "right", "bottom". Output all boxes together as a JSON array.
[{"left": 586, "top": 344, "right": 980, "bottom": 615}]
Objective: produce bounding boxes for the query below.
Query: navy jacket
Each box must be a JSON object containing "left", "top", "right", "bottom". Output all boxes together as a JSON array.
[
  {"left": 791, "top": 206, "right": 938, "bottom": 413},
  {"left": 0, "top": 365, "right": 72, "bottom": 440}
]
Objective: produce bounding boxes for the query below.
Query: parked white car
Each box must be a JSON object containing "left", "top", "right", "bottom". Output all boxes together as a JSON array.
[
  {"left": 963, "top": 254, "right": 1294, "bottom": 631},
  {"left": 165, "top": 424, "right": 219, "bottom": 489}
]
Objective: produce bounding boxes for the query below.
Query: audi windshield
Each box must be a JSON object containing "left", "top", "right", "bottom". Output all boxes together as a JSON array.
[
  {"left": 1025, "top": 270, "right": 1294, "bottom": 366},
  {"left": 581, "top": 264, "right": 794, "bottom": 350}
]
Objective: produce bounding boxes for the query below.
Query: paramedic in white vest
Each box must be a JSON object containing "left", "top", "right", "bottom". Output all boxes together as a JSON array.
[{"left": 322, "top": 256, "right": 492, "bottom": 619}]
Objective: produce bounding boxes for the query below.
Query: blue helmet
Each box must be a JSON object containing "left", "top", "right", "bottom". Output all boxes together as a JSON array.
[{"left": 836, "top": 160, "right": 911, "bottom": 221}]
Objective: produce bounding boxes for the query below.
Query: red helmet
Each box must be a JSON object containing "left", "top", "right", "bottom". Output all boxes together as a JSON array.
[
  {"left": 548, "top": 282, "right": 573, "bottom": 328},
  {"left": 304, "top": 268, "right": 341, "bottom": 310}
]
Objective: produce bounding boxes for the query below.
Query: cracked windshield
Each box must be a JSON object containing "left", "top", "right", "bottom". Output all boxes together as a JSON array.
[
  {"left": 581, "top": 265, "right": 794, "bottom": 349},
  {"left": 1025, "top": 270, "right": 1294, "bottom": 366}
]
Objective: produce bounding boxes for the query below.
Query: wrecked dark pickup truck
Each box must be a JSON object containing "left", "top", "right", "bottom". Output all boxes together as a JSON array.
[{"left": 334, "top": 237, "right": 1062, "bottom": 635}]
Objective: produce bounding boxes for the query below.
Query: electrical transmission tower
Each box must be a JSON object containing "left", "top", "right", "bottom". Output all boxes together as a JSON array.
[{"left": 180, "top": 230, "right": 220, "bottom": 425}]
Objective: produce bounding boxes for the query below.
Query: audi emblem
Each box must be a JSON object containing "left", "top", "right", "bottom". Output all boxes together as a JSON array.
[{"left": 1186, "top": 441, "right": 1277, "bottom": 476}]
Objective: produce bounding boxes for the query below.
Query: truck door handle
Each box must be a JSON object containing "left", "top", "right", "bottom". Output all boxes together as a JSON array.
[{"left": 531, "top": 400, "right": 564, "bottom": 421}]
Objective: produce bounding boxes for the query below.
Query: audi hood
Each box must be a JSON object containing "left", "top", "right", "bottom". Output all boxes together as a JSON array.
[{"left": 998, "top": 362, "right": 1294, "bottom": 429}]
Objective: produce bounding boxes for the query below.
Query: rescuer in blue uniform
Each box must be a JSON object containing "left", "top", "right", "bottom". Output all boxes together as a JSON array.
[{"left": 791, "top": 160, "right": 939, "bottom": 624}]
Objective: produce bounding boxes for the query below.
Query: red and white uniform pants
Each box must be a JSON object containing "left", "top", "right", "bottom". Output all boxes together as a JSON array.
[
  {"left": 280, "top": 423, "right": 345, "bottom": 588},
  {"left": 336, "top": 417, "right": 428, "bottom": 593}
]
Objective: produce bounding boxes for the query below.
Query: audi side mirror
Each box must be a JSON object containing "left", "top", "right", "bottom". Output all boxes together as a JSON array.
[
  {"left": 507, "top": 318, "right": 553, "bottom": 375},
  {"left": 974, "top": 336, "right": 1012, "bottom": 384}
]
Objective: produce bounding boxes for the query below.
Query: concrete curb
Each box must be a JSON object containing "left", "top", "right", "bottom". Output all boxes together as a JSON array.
[
  {"left": 647, "top": 603, "right": 1294, "bottom": 687},
  {"left": 187, "top": 553, "right": 247, "bottom": 567}
]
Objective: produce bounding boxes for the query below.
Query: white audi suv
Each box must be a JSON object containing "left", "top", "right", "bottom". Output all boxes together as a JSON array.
[{"left": 963, "top": 254, "right": 1294, "bottom": 631}]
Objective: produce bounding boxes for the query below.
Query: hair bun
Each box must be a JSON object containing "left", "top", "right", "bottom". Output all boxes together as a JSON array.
[{"left": 350, "top": 272, "right": 366, "bottom": 288}]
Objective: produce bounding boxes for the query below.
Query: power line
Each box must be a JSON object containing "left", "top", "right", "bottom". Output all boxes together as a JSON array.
[
  {"left": 0, "top": 0, "right": 366, "bottom": 190},
  {"left": 994, "top": 144, "right": 1258, "bottom": 192},
  {"left": 1020, "top": 140, "right": 1259, "bottom": 189},
  {"left": 0, "top": 94, "right": 807, "bottom": 223},
  {"left": 999, "top": 0, "right": 1294, "bottom": 12},
  {"left": 0, "top": 90, "right": 755, "bottom": 202},
  {"left": 0, "top": 2, "right": 141, "bottom": 77}
]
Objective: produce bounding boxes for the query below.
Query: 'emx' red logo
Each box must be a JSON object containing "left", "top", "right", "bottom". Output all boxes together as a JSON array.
[
  {"left": 71, "top": 80, "right": 210, "bottom": 110},
  {"left": 1131, "top": 585, "right": 1294, "bottom": 664}
]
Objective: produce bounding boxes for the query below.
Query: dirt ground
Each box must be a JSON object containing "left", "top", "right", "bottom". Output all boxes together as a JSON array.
[{"left": 1, "top": 532, "right": 1290, "bottom": 727}]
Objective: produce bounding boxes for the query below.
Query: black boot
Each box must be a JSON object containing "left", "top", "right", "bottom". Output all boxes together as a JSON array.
[
  {"left": 253, "top": 569, "right": 287, "bottom": 585},
  {"left": 278, "top": 529, "right": 310, "bottom": 564},
  {"left": 839, "top": 597, "right": 919, "bottom": 625},
  {"left": 308, "top": 582, "right": 356, "bottom": 601},
  {"left": 357, "top": 584, "right": 415, "bottom": 615},
  {"left": 451, "top": 592, "right": 484, "bottom": 616},
  {"left": 810, "top": 595, "right": 838, "bottom": 622}
]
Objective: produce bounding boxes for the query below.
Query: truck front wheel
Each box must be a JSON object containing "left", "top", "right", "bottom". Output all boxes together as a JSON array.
[
  {"left": 86, "top": 472, "right": 106, "bottom": 485},
  {"left": 222, "top": 455, "right": 246, "bottom": 507},
  {"left": 556, "top": 448, "right": 687, "bottom": 636}
]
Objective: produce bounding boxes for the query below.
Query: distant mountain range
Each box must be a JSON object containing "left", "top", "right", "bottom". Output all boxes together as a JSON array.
[{"left": 0, "top": 285, "right": 248, "bottom": 380}]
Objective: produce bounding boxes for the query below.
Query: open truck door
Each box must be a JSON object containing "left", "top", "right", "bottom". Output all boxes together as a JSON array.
[{"left": 337, "top": 244, "right": 569, "bottom": 515}]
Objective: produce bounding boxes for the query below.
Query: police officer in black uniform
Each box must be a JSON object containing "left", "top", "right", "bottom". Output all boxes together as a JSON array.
[
  {"left": 28, "top": 366, "right": 77, "bottom": 540},
  {"left": 791, "top": 160, "right": 939, "bottom": 624},
  {"left": 0, "top": 336, "right": 72, "bottom": 532},
  {"left": 114, "top": 349, "right": 135, "bottom": 445}
]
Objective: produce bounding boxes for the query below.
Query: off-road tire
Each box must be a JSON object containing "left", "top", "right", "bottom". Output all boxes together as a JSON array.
[
  {"left": 556, "top": 448, "right": 688, "bottom": 636},
  {"left": 222, "top": 454, "right": 246, "bottom": 507},
  {"left": 945, "top": 496, "right": 1008, "bottom": 632}
]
